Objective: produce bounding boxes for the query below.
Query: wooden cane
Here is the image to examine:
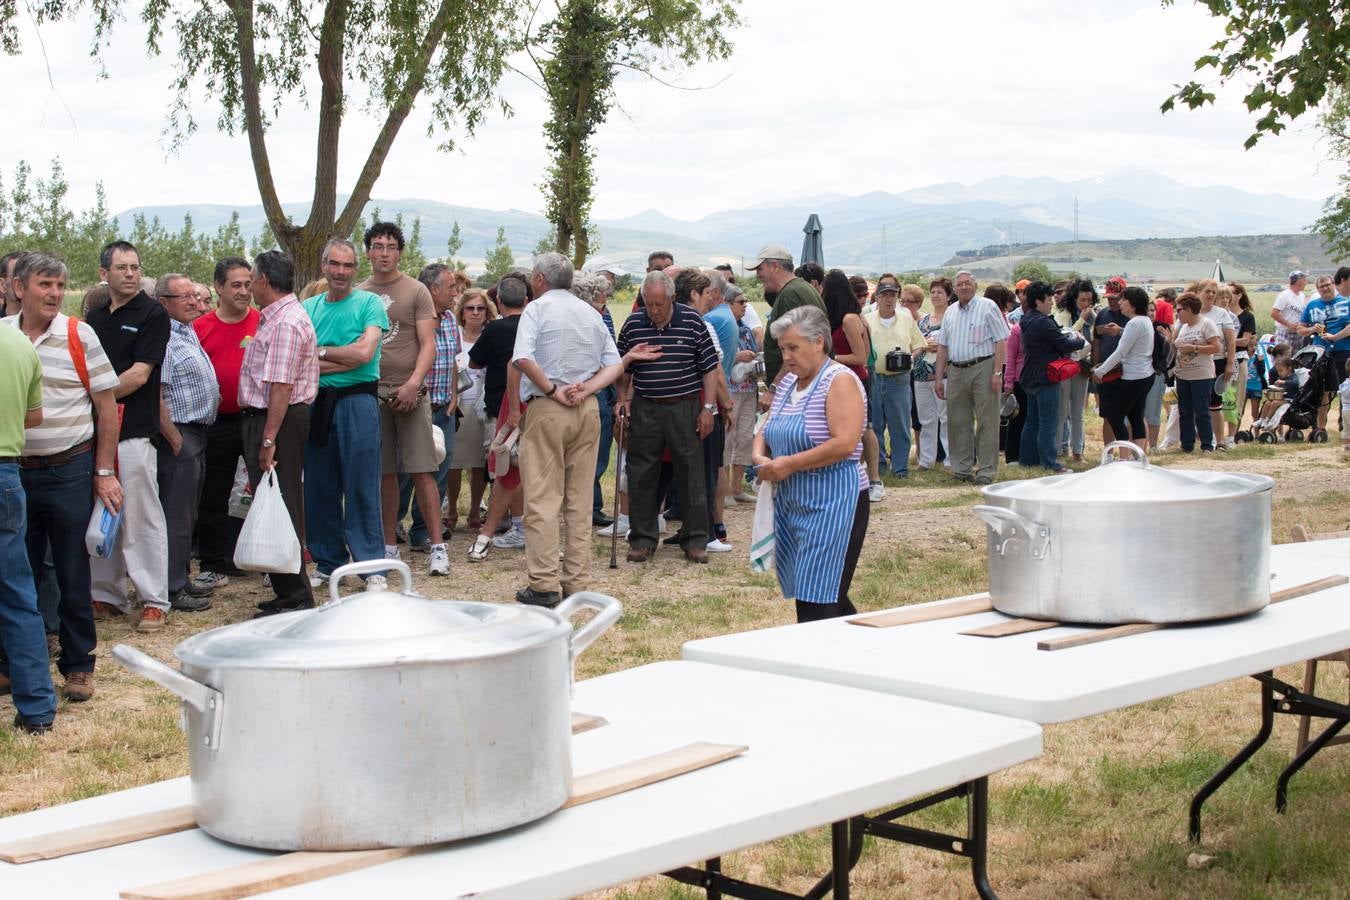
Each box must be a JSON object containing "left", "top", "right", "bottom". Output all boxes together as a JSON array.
[{"left": 610, "top": 407, "right": 626, "bottom": 569}]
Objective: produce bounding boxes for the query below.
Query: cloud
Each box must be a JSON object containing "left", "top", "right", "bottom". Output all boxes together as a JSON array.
[{"left": 0, "top": 0, "right": 1337, "bottom": 226}]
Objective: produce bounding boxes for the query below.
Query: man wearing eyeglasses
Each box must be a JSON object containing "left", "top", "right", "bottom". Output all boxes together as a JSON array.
[
  {"left": 85, "top": 240, "right": 173, "bottom": 632},
  {"left": 934, "top": 271, "right": 1008, "bottom": 484},
  {"left": 357, "top": 222, "right": 447, "bottom": 578},
  {"left": 154, "top": 273, "right": 220, "bottom": 613}
]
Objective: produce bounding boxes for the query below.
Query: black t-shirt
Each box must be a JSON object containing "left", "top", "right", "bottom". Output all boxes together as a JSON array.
[
  {"left": 85, "top": 291, "right": 170, "bottom": 441},
  {"left": 1237, "top": 309, "right": 1256, "bottom": 355},
  {"left": 468, "top": 314, "right": 521, "bottom": 418}
]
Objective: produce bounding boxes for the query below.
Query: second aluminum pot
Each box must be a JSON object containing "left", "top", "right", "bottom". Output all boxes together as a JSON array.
[
  {"left": 114, "top": 560, "right": 621, "bottom": 851},
  {"left": 974, "top": 443, "right": 1273, "bottom": 624}
]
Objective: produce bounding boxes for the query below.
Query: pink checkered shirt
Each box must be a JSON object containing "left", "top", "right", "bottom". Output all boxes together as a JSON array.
[{"left": 239, "top": 294, "right": 319, "bottom": 408}]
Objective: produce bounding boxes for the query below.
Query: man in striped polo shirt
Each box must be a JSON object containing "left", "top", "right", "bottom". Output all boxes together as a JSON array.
[
  {"left": 2, "top": 252, "right": 122, "bottom": 702},
  {"left": 616, "top": 270, "right": 722, "bottom": 564},
  {"left": 935, "top": 271, "right": 1009, "bottom": 484}
]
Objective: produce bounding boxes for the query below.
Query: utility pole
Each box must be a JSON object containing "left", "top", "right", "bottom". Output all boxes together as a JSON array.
[
  {"left": 881, "top": 224, "right": 888, "bottom": 274},
  {"left": 1072, "top": 196, "right": 1079, "bottom": 274}
]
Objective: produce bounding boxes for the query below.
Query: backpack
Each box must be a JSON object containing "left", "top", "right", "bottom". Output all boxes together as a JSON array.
[{"left": 1151, "top": 324, "right": 1175, "bottom": 375}]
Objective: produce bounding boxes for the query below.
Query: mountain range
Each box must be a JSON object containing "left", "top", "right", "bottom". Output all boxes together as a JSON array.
[{"left": 116, "top": 167, "right": 1323, "bottom": 274}]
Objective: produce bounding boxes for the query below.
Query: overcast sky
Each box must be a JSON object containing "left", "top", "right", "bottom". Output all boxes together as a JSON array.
[{"left": 0, "top": 0, "right": 1338, "bottom": 223}]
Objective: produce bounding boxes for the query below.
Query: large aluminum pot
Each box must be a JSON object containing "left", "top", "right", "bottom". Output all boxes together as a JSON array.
[
  {"left": 113, "top": 560, "right": 621, "bottom": 851},
  {"left": 974, "top": 442, "right": 1273, "bottom": 624}
]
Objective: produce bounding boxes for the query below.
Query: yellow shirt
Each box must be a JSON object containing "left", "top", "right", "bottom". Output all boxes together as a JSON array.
[{"left": 865, "top": 310, "right": 928, "bottom": 374}]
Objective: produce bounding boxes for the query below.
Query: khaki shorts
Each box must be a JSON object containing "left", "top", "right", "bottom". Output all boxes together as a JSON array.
[
  {"left": 379, "top": 390, "right": 438, "bottom": 475},
  {"left": 723, "top": 391, "right": 758, "bottom": 467}
]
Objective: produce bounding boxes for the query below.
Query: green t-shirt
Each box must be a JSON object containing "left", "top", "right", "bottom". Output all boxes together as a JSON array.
[
  {"left": 762, "top": 277, "right": 828, "bottom": 386},
  {"left": 303, "top": 289, "right": 390, "bottom": 389},
  {"left": 0, "top": 325, "right": 44, "bottom": 457}
]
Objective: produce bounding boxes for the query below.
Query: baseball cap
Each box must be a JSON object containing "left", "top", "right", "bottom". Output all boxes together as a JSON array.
[
  {"left": 1014, "top": 279, "right": 1031, "bottom": 291},
  {"left": 746, "top": 244, "right": 793, "bottom": 270},
  {"left": 1290, "top": 270, "right": 1307, "bottom": 282},
  {"left": 1104, "top": 276, "right": 1127, "bottom": 295},
  {"left": 875, "top": 283, "right": 900, "bottom": 295}
]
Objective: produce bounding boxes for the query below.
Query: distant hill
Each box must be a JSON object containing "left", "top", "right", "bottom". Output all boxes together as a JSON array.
[
  {"left": 944, "top": 233, "right": 1335, "bottom": 283},
  {"left": 116, "top": 167, "right": 1323, "bottom": 274}
]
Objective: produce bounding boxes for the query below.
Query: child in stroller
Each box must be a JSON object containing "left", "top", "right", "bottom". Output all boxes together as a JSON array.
[{"left": 1243, "top": 345, "right": 1337, "bottom": 443}]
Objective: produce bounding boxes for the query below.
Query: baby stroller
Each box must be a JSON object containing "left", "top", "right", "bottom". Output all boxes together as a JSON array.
[{"left": 1250, "top": 345, "right": 1334, "bottom": 443}]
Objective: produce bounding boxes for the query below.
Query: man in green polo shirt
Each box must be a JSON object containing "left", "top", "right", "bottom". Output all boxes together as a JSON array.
[
  {"left": 750, "top": 244, "right": 826, "bottom": 410},
  {"left": 302, "top": 238, "right": 390, "bottom": 588}
]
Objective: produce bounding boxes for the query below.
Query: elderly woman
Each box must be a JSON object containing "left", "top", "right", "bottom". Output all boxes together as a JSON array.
[
  {"left": 1017, "top": 282, "right": 1085, "bottom": 470},
  {"left": 446, "top": 288, "right": 497, "bottom": 532},
  {"left": 1173, "top": 292, "right": 1224, "bottom": 453},
  {"left": 912, "top": 278, "right": 951, "bottom": 469},
  {"left": 752, "top": 305, "right": 869, "bottom": 623}
]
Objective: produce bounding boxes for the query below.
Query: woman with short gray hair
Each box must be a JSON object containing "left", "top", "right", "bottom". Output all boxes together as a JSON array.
[{"left": 752, "top": 305, "right": 870, "bottom": 623}]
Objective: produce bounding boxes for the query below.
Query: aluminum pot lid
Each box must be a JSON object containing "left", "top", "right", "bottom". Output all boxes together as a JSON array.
[
  {"left": 983, "top": 442, "right": 1273, "bottom": 504},
  {"left": 175, "top": 562, "right": 569, "bottom": 669}
]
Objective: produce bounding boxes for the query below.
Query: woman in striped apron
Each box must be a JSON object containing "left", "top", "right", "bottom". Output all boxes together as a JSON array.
[{"left": 752, "top": 306, "right": 870, "bottom": 623}]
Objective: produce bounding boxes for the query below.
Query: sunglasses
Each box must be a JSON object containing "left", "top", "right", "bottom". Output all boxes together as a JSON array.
[{"left": 463, "top": 305, "right": 487, "bottom": 312}]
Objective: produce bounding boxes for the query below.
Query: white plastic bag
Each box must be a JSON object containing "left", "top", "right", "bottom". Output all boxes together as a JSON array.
[
  {"left": 749, "top": 480, "right": 774, "bottom": 573},
  {"left": 233, "top": 469, "right": 302, "bottom": 573},
  {"left": 227, "top": 457, "right": 251, "bottom": 519}
]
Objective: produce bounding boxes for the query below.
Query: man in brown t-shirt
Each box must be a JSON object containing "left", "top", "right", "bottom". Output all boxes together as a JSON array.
[{"left": 358, "top": 222, "right": 446, "bottom": 576}]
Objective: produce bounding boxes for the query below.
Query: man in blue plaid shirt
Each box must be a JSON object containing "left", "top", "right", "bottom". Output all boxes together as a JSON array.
[
  {"left": 155, "top": 273, "right": 220, "bottom": 612},
  {"left": 400, "top": 263, "right": 462, "bottom": 551}
]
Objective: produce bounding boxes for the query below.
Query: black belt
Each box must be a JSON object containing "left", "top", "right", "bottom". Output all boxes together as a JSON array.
[
  {"left": 640, "top": 392, "right": 700, "bottom": 405},
  {"left": 949, "top": 355, "right": 993, "bottom": 369},
  {"left": 310, "top": 381, "right": 378, "bottom": 446},
  {"left": 0, "top": 456, "right": 17, "bottom": 465},
  {"left": 19, "top": 439, "right": 94, "bottom": 469}
]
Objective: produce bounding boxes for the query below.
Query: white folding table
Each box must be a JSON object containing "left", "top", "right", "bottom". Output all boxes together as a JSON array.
[
  {"left": 684, "top": 539, "right": 1350, "bottom": 843},
  {"left": 0, "top": 661, "right": 1040, "bottom": 900}
]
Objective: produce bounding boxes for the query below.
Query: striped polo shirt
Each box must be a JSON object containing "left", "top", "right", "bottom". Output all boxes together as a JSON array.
[
  {"left": 937, "top": 296, "right": 1009, "bottom": 364},
  {"left": 1, "top": 312, "right": 120, "bottom": 456},
  {"left": 617, "top": 302, "right": 720, "bottom": 399}
]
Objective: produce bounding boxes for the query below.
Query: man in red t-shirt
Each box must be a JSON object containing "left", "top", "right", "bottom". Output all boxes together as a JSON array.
[{"left": 191, "top": 257, "right": 260, "bottom": 588}]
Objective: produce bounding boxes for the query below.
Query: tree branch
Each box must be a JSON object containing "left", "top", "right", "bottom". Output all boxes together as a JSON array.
[
  {"left": 227, "top": 0, "right": 293, "bottom": 239},
  {"left": 309, "top": 0, "right": 348, "bottom": 234}
]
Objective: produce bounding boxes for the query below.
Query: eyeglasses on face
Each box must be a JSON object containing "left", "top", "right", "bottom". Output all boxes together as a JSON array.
[{"left": 463, "top": 305, "right": 487, "bottom": 312}]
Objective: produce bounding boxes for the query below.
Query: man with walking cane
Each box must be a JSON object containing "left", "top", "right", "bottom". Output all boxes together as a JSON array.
[{"left": 609, "top": 406, "right": 627, "bottom": 569}]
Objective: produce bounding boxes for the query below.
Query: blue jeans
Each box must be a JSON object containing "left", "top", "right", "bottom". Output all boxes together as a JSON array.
[
  {"left": 1019, "top": 383, "right": 1061, "bottom": 470},
  {"left": 404, "top": 406, "right": 456, "bottom": 546},
  {"left": 0, "top": 464, "right": 57, "bottom": 725},
  {"left": 21, "top": 452, "right": 97, "bottom": 674},
  {"left": 872, "top": 372, "right": 914, "bottom": 475},
  {"left": 305, "top": 392, "right": 385, "bottom": 574},
  {"left": 593, "top": 386, "right": 615, "bottom": 514}
]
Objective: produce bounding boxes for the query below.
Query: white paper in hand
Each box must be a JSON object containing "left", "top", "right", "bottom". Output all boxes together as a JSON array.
[
  {"left": 233, "top": 469, "right": 302, "bottom": 573},
  {"left": 749, "top": 481, "right": 774, "bottom": 572}
]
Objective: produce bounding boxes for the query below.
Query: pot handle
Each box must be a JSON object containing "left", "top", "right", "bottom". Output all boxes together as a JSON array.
[
  {"left": 112, "top": 644, "right": 225, "bottom": 750},
  {"left": 555, "top": 591, "right": 623, "bottom": 659},
  {"left": 329, "top": 559, "right": 414, "bottom": 604},
  {"left": 1100, "top": 440, "right": 1149, "bottom": 467},
  {"left": 973, "top": 505, "right": 1051, "bottom": 560}
]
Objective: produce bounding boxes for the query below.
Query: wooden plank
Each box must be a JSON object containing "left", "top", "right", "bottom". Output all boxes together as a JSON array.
[
  {"left": 1038, "top": 576, "right": 1350, "bottom": 652},
  {"left": 563, "top": 741, "right": 748, "bottom": 809},
  {"left": 960, "top": 617, "right": 1061, "bottom": 638},
  {"left": 120, "top": 848, "right": 417, "bottom": 900},
  {"left": 0, "top": 806, "right": 197, "bottom": 865},
  {"left": 570, "top": 712, "right": 609, "bottom": 734},
  {"left": 849, "top": 595, "right": 992, "bottom": 629},
  {"left": 121, "top": 742, "right": 748, "bottom": 900}
]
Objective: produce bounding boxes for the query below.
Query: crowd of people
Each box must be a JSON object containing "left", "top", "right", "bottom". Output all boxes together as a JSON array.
[{"left": 2, "top": 228, "right": 1348, "bottom": 734}]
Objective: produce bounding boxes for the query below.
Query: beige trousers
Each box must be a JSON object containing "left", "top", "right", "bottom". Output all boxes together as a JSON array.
[
  {"left": 945, "top": 357, "right": 1000, "bottom": 480},
  {"left": 519, "top": 395, "right": 601, "bottom": 595},
  {"left": 91, "top": 438, "right": 169, "bottom": 612}
]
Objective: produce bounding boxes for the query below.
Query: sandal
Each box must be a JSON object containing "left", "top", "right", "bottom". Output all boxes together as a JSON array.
[{"left": 467, "top": 534, "right": 491, "bottom": 562}]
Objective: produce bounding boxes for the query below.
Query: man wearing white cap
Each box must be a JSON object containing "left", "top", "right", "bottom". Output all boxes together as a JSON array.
[
  {"left": 1272, "top": 270, "right": 1309, "bottom": 350},
  {"left": 748, "top": 244, "right": 825, "bottom": 410}
]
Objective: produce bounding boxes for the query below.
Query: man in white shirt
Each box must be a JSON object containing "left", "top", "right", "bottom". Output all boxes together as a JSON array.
[
  {"left": 1272, "top": 270, "right": 1309, "bottom": 350},
  {"left": 512, "top": 253, "right": 626, "bottom": 607},
  {"left": 935, "top": 271, "right": 1009, "bottom": 484}
]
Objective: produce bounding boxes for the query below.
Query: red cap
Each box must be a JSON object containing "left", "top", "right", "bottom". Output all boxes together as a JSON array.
[
  {"left": 1014, "top": 279, "right": 1031, "bottom": 291},
  {"left": 1104, "top": 276, "right": 1127, "bottom": 295}
]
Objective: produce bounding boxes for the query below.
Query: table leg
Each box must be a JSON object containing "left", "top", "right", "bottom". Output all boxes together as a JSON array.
[
  {"left": 707, "top": 857, "right": 723, "bottom": 900},
  {"left": 1277, "top": 716, "right": 1350, "bottom": 812},
  {"left": 830, "top": 821, "right": 850, "bottom": 900},
  {"left": 1188, "top": 673, "right": 1274, "bottom": 843},
  {"left": 969, "top": 778, "right": 995, "bottom": 900}
]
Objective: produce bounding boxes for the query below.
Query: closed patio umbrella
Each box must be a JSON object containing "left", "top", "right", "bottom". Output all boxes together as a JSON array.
[{"left": 801, "top": 214, "right": 824, "bottom": 268}]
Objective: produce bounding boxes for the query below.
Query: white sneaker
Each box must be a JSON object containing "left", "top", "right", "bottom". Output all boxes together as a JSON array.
[
  {"left": 596, "top": 514, "right": 629, "bottom": 537},
  {"left": 734, "top": 491, "right": 756, "bottom": 503},
  {"left": 658, "top": 514, "right": 668, "bottom": 534},
  {"left": 723, "top": 496, "right": 737, "bottom": 510},
  {"left": 492, "top": 527, "right": 527, "bottom": 550},
  {"left": 309, "top": 571, "right": 330, "bottom": 589},
  {"left": 385, "top": 547, "right": 401, "bottom": 561},
  {"left": 467, "top": 534, "right": 491, "bottom": 562},
  {"left": 365, "top": 574, "right": 389, "bottom": 592},
  {"left": 706, "top": 538, "right": 733, "bottom": 553},
  {"left": 1223, "top": 437, "right": 1237, "bottom": 449},
  {"left": 427, "top": 546, "right": 450, "bottom": 576},
  {"left": 869, "top": 481, "right": 886, "bottom": 503}
]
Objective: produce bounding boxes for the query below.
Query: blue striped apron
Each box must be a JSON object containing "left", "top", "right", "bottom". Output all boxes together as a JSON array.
[{"left": 764, "top": 364, "right": 861, "bottom": 604}]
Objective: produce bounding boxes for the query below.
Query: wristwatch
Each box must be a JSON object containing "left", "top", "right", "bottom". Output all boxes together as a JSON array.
[
  {"left": 318, "top": 347, "right": 328, "bottom": 360},
  {"left": 545, "top": 383, "right": 559, "bottom": 397},
  {"left": 94, "top": 468, "right": 115, "bottom": 477},
  {"left": 703, "top": 402, "right": 717, "bottom": 413},
  {"left": 261, "top": 438, "right": 276, "bottom": 449}
]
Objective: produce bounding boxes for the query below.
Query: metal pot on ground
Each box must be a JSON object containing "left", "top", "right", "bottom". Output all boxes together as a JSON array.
[
  {"left": 974, "top": 442, "right": 1272, "bottom": 624},
  {"left": 113, "top": 560, "right": 621, "bottom": 851}
]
